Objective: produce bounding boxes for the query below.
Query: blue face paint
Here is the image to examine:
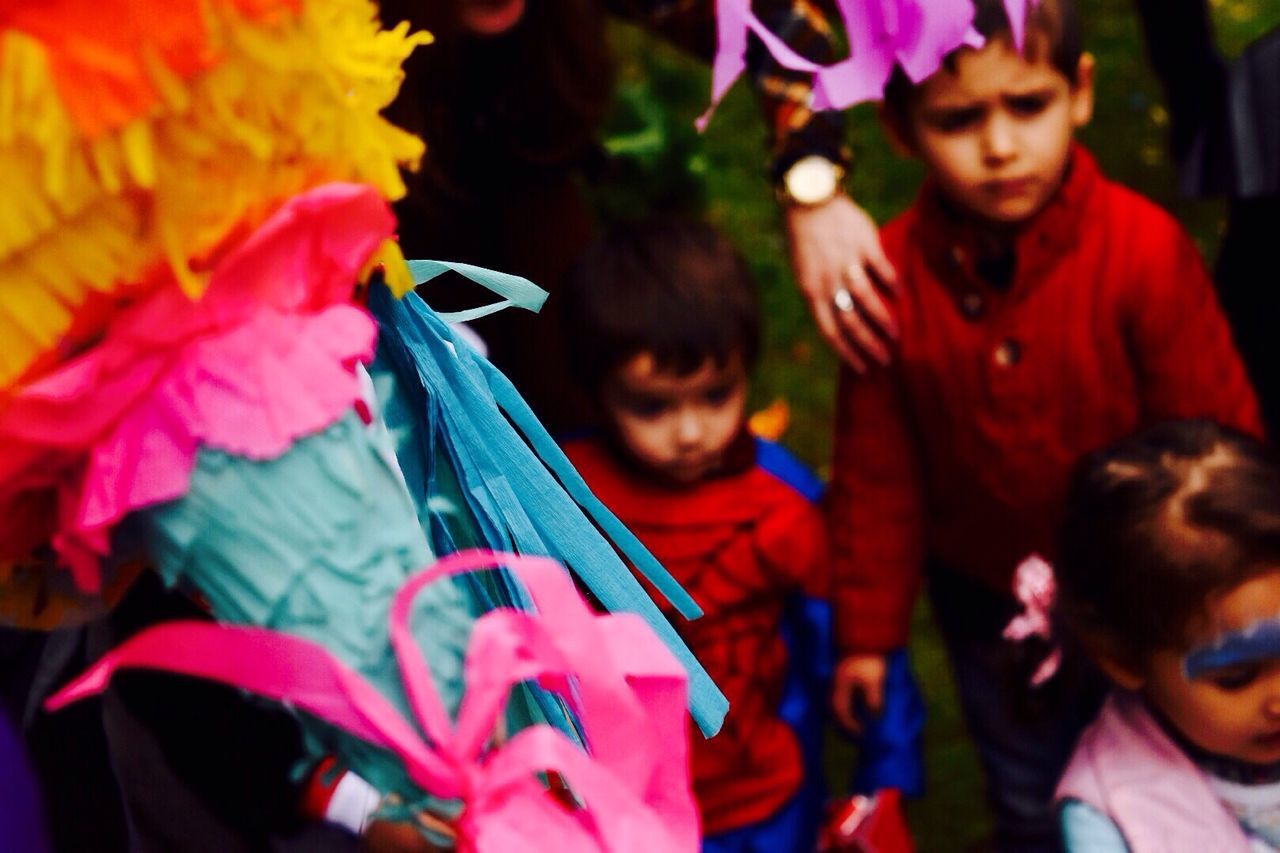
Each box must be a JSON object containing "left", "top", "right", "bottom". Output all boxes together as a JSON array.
[{"left": 1183, "top": 617, "right": 1280, "bottom": 680}]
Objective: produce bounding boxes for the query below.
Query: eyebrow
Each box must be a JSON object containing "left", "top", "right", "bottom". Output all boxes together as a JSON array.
[{"left": 1183, "top": 618, "right": 1280, "bottom": 680}]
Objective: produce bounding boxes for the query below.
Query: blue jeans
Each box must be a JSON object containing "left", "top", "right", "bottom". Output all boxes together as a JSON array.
[{"left": 928, "top": 565, "right": 1106, "bottom": 853}]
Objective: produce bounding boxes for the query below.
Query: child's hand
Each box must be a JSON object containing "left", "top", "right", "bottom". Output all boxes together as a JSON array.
[{"left": 832, "top": 652, "right": 888, "bottom": 734}]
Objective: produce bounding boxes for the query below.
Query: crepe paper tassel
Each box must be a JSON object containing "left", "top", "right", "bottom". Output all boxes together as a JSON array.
[
  {"left": 48, "top": 550, "right": 700, "bottom": 852},
  {"left": 0, "top": 184, "right": 390, "bottom": 591},
  {"left": 0, "top": 0, "right": 298, "bottom": 139},
  {"left": 1003, "top": 554, "right": 1061, "bottom": 685},
  {"left": 369, "top": 284, "right": 728, "bottom": 736},
  {"left": 0, "top": 0, "right": 430, "bottom": 390},
  {"left": 700, "top": 0, "right": 982, "bottom": 127}
]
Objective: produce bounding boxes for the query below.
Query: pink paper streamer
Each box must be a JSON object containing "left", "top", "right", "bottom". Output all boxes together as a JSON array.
[
  {"left": 47, "top": 550, "right": 699, "bottom": 852},
  {"left": 0, "top": 184, "right": 389, "bottom": 591},
  {"left": 701, "top": 0, "right": 1037, "bottom": 127}
]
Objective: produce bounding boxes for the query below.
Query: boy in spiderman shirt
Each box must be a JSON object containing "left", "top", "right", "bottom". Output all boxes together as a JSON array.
[{"left": 560, "top": 218, "right": 921, "bottom": 850}]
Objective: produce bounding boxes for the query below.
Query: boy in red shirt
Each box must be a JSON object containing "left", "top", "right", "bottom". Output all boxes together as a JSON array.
[
  {"left": 828, "top": 0, "right": 1261, "bottom": 849},
  {"left": 559, "top": 219, "right": 920, "bottom": 849}
]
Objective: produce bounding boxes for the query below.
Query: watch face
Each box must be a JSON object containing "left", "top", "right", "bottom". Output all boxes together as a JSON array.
[{"left": 786, "top": 156, "right": 839, "bottom": 205}]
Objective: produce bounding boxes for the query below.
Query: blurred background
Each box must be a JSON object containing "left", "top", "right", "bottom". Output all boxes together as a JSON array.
[{"left": 586, "top": 2, "right": 1280, "bottom": 848}]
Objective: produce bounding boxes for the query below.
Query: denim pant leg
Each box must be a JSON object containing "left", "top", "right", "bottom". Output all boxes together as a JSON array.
[{"left": 928, "top": 566, "right": 1105, "bottom": 853}]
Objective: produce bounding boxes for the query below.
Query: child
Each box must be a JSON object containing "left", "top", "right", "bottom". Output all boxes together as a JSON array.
[
  {"left": 1055, "top": 420, "right": 1280, "bottom": 851},
  {"left": 560, "top": 219, "right": 921, "bottom": 850},
  {"left": 827, "top": 0, "right": 1262, "bottom": 848}
]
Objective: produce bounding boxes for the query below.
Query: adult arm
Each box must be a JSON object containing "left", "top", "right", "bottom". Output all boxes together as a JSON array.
[
  {"left": 606, "top": 0, "right": 899, "bottom": 370},
  {"left": 827, "top": 364, "right": 924, "bottom": 730},
  {"left": 1132, "top": 0, "right": 1234, "bottom": 193}
]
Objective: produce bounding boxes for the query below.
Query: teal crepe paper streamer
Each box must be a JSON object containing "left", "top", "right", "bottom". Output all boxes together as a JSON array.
[
  {"left": 402, "top": 260, "right": 701, "bottom": 620},
  {"left": 370, "top": 279, "right": 727, "bottom": 736},
  {"left": 371, "top": 358, "right": 577, "bottom": 739},
  {"left": 406, "top": 259, "right": 549, "bottom": 324}
]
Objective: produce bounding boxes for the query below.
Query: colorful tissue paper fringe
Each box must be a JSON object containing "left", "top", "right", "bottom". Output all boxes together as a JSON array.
[
  {"left": 0, "top": 0, "right": 427, "bottom": 389},
  {"left": 0, "top": 183, "right": 392, "bottom": 592},
  {"left": 701, "top": 0, "right": 1038, "bottom": 127},
  {"left": 48, "top": 551, "right": 701, "bottom": 852}
]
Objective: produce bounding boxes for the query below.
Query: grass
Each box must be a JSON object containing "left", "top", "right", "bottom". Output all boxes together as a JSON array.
[{"left": 594, "top": 5, "right": 1280, "bottom": 850}]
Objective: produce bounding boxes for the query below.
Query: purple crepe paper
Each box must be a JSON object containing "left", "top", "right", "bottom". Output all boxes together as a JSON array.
[{"left": 701, "top": 0, "right": 1038, "bottom": 129}]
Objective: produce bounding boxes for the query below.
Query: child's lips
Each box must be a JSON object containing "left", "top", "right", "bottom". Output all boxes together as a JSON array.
[{"left": 986, "top": 177, "right": 1036, "bottom": 199}]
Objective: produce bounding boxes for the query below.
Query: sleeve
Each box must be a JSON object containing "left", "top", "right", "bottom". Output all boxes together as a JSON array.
[
  {"left": 604, "top": 0, "right": 850, "bottom": 179},
  {"left": 826, "top": 363, "right": 925, "bottom": 654},
  {"left": 747, "top": 0, "right": 850, "bottom": 182},
  {"left": 1060, "top": 800, "right": 1131, "bottom": 853},
  {"left": 1132, "top": 0, "right": 1234, "bottom": 195},
  {"left": 1125, "top": 210, "right": 1263, "bottom": 439}
]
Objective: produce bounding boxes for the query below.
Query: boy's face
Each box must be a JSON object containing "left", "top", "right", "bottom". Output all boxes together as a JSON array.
[
  {"left": 601, "top": 351, "right": 748, "bottom": 485},
  {"left": 900, "top": 37, "right": 1094, "bottom": 225}
]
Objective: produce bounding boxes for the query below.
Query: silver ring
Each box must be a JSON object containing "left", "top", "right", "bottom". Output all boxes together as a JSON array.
[{"left": 833, "top": 288, "right": 856, "bottom": 314}]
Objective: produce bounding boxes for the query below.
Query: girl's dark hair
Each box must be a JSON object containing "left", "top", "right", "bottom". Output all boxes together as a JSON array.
[
  {"left": 883, "top": 0, "right": 1083, "bottom": 123},
  {"left": 1056, "top": 420, "right": 1280, "bottom": 666},
  {"left": 561, "top": 218, "right": 759, "bottom": 393}
]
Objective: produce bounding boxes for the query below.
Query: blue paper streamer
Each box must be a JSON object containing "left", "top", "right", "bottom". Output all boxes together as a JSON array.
[{"left": 370, "top": 281, "right": 727, "bottom": 736}]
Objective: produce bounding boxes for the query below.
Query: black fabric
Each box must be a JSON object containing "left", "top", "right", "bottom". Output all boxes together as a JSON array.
[
  {"left": 1135, "top": 1, "right": 1280, "bottom": 438},
  {"left": 8, "top": 577, "right": 359, "bottom": 853}
]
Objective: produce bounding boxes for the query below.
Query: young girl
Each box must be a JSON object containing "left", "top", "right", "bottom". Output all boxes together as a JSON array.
[{"left": 1055, "top": 419, "right": 1280, "bottom": 850}]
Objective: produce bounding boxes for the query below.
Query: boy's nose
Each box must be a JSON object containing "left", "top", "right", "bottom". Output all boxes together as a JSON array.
[
  {"left": 982, "top": 116, "right": 1017, "bottom": 164},
  {"left": 674, "top": 409, "right": 704, "bottom": 447}
]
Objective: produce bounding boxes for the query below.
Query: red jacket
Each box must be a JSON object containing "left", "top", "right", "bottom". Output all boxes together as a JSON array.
[
  {"left": 563, "top": 436, "right": 827, "bottom": 836},
  {"left": 829, "top": 147, "right": 1261, "bottom": 654}
]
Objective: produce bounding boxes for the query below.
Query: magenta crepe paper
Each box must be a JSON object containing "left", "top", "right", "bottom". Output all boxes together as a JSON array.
[
  {"left": 48, "top": 551, "right": 700, "bottom": 852},
  {"left": 701, "top": 0, "right": 1037, "bottom": 127},
  {"left": 0, "top": 184, "right": 390, "bottom": 591}
]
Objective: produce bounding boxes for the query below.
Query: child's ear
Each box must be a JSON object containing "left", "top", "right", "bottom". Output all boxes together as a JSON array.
[
  {"left": 1081, "top": 631, "right": 1144, "bottom": 690},
  {"left": 1069, "top": 53, "right": 1096, "bottom": 129},
  {"left": 877, "top": 104, "right": 916, "bottom": 157}
]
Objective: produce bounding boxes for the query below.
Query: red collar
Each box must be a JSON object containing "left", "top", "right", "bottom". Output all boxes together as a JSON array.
[{"left": 914, "top": 144, "right": 1099, "bottom": 309}]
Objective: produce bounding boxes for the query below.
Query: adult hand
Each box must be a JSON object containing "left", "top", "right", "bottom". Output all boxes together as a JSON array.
[
  {"left": 784, "top": 193, "right": 899, "bottom": 373},
  {"left": 831, "top": 652, "right": 888, "bottom": 735}
]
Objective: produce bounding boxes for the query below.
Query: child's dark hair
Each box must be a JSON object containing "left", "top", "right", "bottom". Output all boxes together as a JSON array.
[
  {"left": 1056, "top": 420, "right": 1280, "bottom": 668},
  {"left": 883, "top": 0, "right": 1084, "bottom": 122},
  {"left": 561, "top": 218, "right": 759, "bottom": 393}
]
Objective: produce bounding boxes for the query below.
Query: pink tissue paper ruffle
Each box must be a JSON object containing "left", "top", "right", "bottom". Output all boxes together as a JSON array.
[
  {"left": 48, "top": 551, "right": 700, "bottom": 852},
  {"left": 700, "top": 0, "right": 1037, "bottom": 128},
  {"left": 0, "top": 183, "right": 392, "bottom": 591}
]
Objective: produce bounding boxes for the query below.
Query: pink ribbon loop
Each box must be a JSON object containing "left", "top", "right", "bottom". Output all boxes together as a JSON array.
[
  {"left": 1003, "top": 553, "right": 1062, "bottom": 686},
  {"left": 47, "top": 550, "right": 699, "bottom": 851}
]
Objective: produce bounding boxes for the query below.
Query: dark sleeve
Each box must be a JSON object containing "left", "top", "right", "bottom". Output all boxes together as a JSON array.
[
  {"left": 605, "top": 0, "right": 850, "bottom": 179},
  {"left": 1133, "top": 0, "right": 1235, "bottom": 193}
]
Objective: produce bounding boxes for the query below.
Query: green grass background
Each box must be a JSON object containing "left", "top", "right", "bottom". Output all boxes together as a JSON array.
[{"left": 591, "top": 3, "right": 1280, "bottom": 849}]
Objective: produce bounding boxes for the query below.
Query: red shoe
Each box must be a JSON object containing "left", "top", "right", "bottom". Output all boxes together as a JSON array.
[{"left": 818, "top": 789, "right": 914, "bottom": 853}]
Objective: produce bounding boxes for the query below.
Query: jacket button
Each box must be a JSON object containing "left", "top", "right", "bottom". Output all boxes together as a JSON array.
[
  {"left": 961, "top": 292, "right": 984, "bottom": 318},
  {"left": 994, "top": 339, "right": 1021, "bottom": 367}
]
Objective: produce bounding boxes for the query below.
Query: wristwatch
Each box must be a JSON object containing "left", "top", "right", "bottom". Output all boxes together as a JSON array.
[{"left": 778, "top": 155, "right": 846, "bottom": 207}]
